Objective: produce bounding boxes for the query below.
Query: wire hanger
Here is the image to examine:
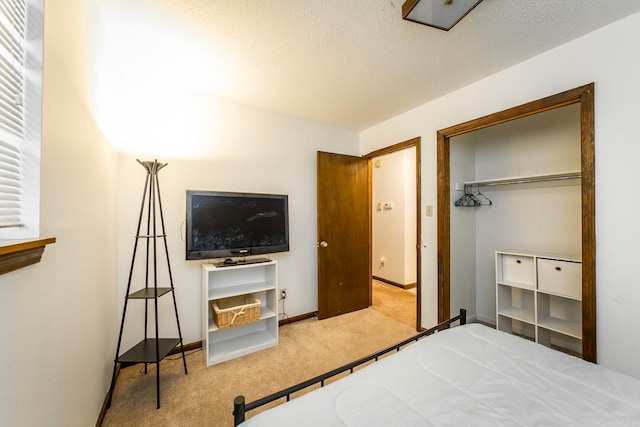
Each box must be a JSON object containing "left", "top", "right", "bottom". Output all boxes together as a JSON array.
[
  {"left": 454, "top": 184, "right": 492, "bottom": 207},
  {"left": 454, "top": 184, "right": 479, "bottom": 206},
  {"left": 475, "top": 187, "right": 493, "bottom": 205}
]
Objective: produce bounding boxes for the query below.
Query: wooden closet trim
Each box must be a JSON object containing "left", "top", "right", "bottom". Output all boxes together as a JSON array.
[{"left": 436, "top": 83, "right": 596, "bottom": 362}]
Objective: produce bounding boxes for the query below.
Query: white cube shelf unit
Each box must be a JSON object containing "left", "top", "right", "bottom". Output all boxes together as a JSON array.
[
  {"left": 496, "top": 250, "right": 582, "bottom": 355},
  {"left": 202, "top": 260, "right": 278, "bottom": 366}
]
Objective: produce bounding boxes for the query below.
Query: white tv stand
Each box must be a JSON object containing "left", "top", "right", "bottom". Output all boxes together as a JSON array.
[{"left": 202, "top": 260, "right": 278, "bottom": 366}]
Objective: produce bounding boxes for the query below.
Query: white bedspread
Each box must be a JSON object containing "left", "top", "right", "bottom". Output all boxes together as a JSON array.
[{"left": 240, "top": 324, "right": 640, "bottom": 426}]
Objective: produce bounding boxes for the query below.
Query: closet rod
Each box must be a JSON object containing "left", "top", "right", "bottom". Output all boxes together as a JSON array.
[{"left": 465, "top": 172, "right": 581, "bottom": 188}]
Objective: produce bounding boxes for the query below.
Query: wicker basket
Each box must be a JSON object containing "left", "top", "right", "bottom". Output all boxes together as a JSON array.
[{"left": 211, "top": 294, "right": 261, "bottom": 329}]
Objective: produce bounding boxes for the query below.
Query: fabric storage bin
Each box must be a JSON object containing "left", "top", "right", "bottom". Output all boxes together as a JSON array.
[
  {"left": 211, "top": 294, "right": 261, "bottom": 329},
  {"left": 500, "top": 254, "right": 535, "bottom": 288},
  {"left": 537, "top": 258, "right": 581, "bottom": 300}
]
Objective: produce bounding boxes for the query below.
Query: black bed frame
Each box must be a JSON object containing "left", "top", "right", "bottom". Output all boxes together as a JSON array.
[{"left": 233, "top": 308, "right": 467, "bottom": 426}]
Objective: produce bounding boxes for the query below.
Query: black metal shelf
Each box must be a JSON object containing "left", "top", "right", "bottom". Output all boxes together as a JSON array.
[
  {"left": 107, "top": 160, "right": 187, "bottom": 411},
  {"left": 117, "top": 338, "right": 181, "bottom": 364},
  {"left": 128, "top": 287, "right": 173, "bottom": 299}
]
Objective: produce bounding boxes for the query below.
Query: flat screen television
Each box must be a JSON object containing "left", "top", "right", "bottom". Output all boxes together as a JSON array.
[{"left": 186, "top": 190, "right": 289, "bottom": 260}]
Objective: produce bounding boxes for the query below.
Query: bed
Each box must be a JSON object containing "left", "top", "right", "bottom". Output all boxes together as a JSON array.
[{"left": 233, "top": 309, "right": 640, "bottom": 426}]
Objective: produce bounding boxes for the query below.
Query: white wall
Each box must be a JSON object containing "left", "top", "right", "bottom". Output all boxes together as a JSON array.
[
  {"left": 1, "top": 10, "right": 359, "bottom": 419},
  {"left": 90, "top": 0, "right": 359, "bottom": 352},
  {"left": 449, "top": 138, "right": 477, "bottom": 321},
  {"left": 360, "top": 11, "right": 640, "bottom": 378},
  {"left": 115, "top": 97, "right": 359, "bottom": 350},
  {"left": 372, "top": 148, "right": 416, "bottom": 285},
  {"left": 0, "top": 1, "right": 119, "bottom": 426}
]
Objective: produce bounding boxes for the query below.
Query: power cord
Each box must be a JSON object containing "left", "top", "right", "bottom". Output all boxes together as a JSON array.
[
  {"left": 279, "top": 295, "right": 289, "bottom": 322},
  {"left": 165, "top": 347, "right": 201, "bottom": 361},
  {"left": 137, "top": 347, "right": 202, "bottom": 374}
]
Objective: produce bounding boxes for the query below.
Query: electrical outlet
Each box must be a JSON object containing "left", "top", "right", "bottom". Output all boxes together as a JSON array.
[{"left": 281, "top": 288, "right": 287, "bottom": 299}]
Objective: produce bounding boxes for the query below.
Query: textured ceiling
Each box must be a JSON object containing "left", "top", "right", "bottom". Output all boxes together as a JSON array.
[{"left": 99, "top": 0, "right": 640, "bottom": 131}]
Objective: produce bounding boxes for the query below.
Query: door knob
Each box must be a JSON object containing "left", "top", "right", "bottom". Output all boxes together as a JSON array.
[{"left": 319, "top": 241, "right": 328, "bottom": 248}]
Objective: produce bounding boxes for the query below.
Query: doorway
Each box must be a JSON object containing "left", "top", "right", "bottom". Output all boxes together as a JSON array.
[
  {"left": 366, "top": 137, "right": 421, "bottom": 330},
  {"left": 316, "top": 138, "right": 422, "bottom": 330}
]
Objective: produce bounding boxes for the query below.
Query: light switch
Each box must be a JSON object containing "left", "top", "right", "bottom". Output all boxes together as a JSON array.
[{"left": 425, "top": 205, "right": 433, "bottom": 217}]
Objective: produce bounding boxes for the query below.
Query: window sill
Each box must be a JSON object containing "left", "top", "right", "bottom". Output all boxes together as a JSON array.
[{"left": 0, "top": 237, "right": 56, "bottom": 275}]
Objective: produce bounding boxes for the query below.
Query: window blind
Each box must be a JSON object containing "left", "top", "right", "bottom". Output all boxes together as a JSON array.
[{"left": 0, "top": 0, "right": 25, "bottom": 229}]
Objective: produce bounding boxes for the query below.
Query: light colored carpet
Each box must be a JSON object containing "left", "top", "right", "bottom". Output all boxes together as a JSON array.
[
  {"left": 371, "top": 279, "right": 417, "bottom": 329},
  {"left": 103, "top": 308, "right": 416, "bottom": 427}
]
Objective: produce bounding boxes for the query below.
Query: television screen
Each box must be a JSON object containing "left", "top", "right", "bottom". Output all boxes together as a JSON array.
[{"left": 186, "top": 190, "right": 289, "bottom": 260}]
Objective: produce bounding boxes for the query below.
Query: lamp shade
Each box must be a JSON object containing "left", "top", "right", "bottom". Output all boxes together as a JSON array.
[{"left": 402, "top": 0, "right": 483, "bottom": 31}]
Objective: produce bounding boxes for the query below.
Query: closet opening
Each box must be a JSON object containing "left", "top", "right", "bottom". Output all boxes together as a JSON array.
[{"left": 436, "top": 84, "right": 595, "bottom": 362}]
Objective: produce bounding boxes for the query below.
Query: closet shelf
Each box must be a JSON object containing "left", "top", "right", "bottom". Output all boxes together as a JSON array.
[{"left": 465, "top": 172, "right": 581, "bottom": 188}]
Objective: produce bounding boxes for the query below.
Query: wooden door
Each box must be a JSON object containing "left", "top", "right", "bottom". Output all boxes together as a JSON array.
[{"left": 317, "top": 151, "right": 371, "bottom": 320}]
